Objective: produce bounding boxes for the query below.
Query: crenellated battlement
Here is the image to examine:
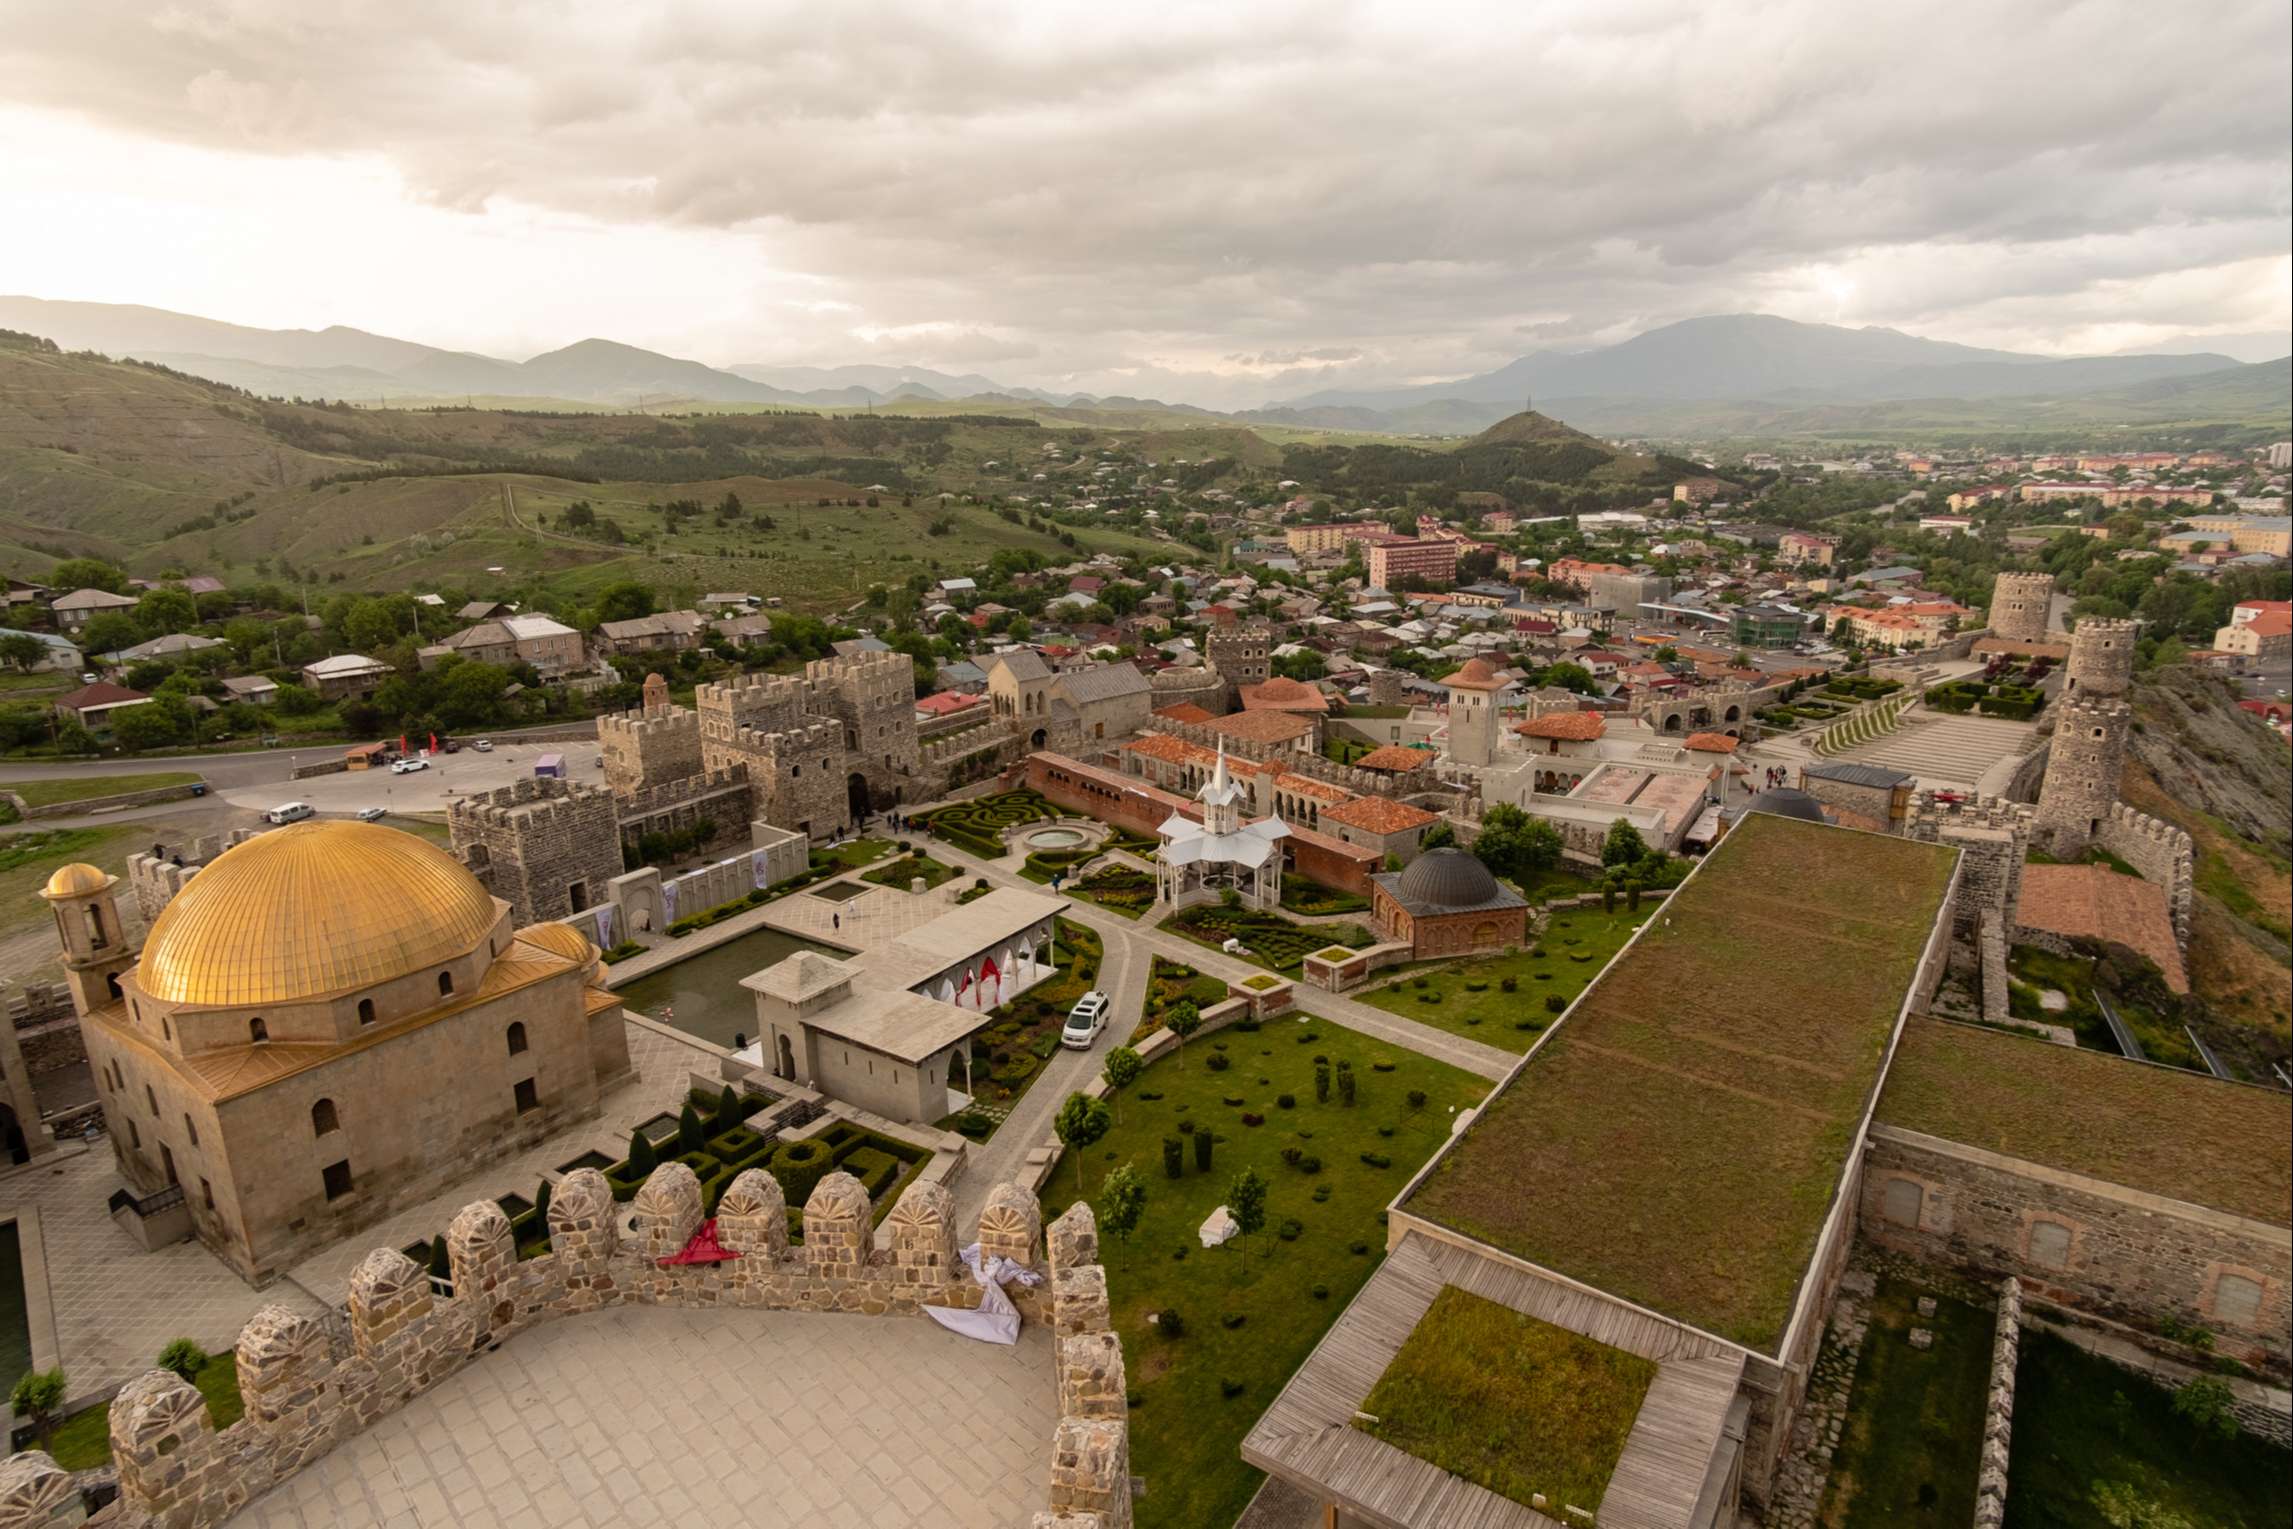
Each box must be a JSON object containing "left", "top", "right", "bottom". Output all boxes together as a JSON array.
[
  {"left": 2095, "top": 801, "right": 2196, "bottom": 949},
  {"left": 2065, "top": 617, "right": 2138, "bottom": 699},
  {"left": 445, "top": 776, "right": 618, "bottom": 833},
  {"left": 124, "top": 829, "right": 261, "bottom": 922},
  {"left": 36, "top": 1171, "right": 1133, "bottom": 1529},
  {"left": 1987, "top": 571, "right": 2056, "bottom": 644}
]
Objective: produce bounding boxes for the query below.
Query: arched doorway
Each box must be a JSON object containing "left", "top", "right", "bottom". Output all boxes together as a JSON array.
[
  {"left": 775, "top": 1033, "right": 796, "bottom": 1080},
  {"left": 1663, "top": 714, "right": 1683, "bottom": 733},
  {"left": 947, "top": 1049, "right": 970, "bottom": 1094},
  {"left": 845, "top": 773, "right": 871, "bottom": 825},
  {"left": 1031, "top": 727, "right": 1047, "bottom": 749}
]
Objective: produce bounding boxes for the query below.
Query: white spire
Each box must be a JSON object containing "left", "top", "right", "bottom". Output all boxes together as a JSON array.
[{"left": 1210, "top": 739, "right": 1231, "bottom": 798}]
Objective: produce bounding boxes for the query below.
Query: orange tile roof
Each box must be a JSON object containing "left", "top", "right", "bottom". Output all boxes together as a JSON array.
[
  {"left": 1120, "top": 733, "right": 1194, "bottom": 763},
  {"left": 1271, "top": 772, "right": 1354, "bottom": 805},
  {"left": 1440, "top": 656, "right": 1508, "bottom": 691},
  {"left": 2015, "top": 864, "right": 2188, "bottom": 993},
  {"left": 1683, "top": 732, "right": 1740, "bottom": 753},
  {"left": 1209, "top": 710, "right": 1317, "bottom": 743},
  {"left": 1354, "top": 744, "right": 1438, "bottom": 772},
  {"left": 1318, "top": 795, "right": 1442, "bottom": 835},
  {"left": 1241, "top": 677, "right": 1331, "bottom": 712},
  {"left": 1515, "top": 711, "right": 1606, "bottom": 740},
  {"left": 1154, "top": 703, "right": 1217, "bottom": 724}
]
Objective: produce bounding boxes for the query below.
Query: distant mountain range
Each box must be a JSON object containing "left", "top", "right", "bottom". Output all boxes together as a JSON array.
[{"left": 1, "top": 296, "right": 2282, "bottom": 437}]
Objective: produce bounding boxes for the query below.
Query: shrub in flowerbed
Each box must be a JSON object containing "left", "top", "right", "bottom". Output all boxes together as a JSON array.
[
  {"left": 1205, "top": 1053, "right": 1231, "bottom": 1071},
  {"left": 769, "top": 1138, "right": 837, "bottom": 1205},
  {"left": 1277, "top": 1218, "right": 1303, "bottom": 1241}
]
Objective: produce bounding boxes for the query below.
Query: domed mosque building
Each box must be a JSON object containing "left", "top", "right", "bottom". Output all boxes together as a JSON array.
[
  {"left": 1368, "top": 844, "right": 1529, "bottom": 959},
  {"left": 40, "top": 821, "right": 630, "bottom": 1285}
]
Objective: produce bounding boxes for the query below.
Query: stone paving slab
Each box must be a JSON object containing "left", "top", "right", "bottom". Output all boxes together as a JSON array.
[{"left": 222, "top": 1305, "right": 1056, "bottom": 1528}]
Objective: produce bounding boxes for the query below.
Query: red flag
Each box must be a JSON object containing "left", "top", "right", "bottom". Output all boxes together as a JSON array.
[
  {"left": 399, "top": 734, "right": 408, "bottom": 755},
  {"left": 428, "top": 732, "right": 438, "bottom": 754}
]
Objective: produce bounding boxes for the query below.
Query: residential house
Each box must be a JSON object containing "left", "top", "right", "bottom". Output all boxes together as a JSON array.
[
  {"left": 51, "top": 588, "right": 140, "bottom": 632},
  {"left": 301, "top": 653, "right": 395, "bottom": 701},
  {"left": 596, "top": 610, "right": 707, "bottom": 655},
  {"left": 53, "top": 680, "right": 153, "bottom": 734}
]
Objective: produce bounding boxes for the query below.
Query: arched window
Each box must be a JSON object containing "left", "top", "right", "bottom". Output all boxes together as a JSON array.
[
  {"left": 84, "top": 904, "right": 107, "bottom": 951},
  {"left": 506, "top": 1022, "right": 528, "bottom": 1056},
  {"left": 249, "top": 1017, "right": 268, "bottom": 1043},
  {"left": 357, "top": 998, "right": 376, "bottom": 1026},
  {"left": 437, "top": 971, "right": 454, "bottom": 997},
  {"left": 311, "top": 1098, "right": 339, "bottom": 1136}
]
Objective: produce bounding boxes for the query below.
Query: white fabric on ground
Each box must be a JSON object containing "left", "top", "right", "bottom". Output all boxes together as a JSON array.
[
  {"left": 1199, "top": 1206, "right": 1238, "bottom": 1248},
  {"left": 924, "top": 1242, "right": 1045, "bottom": 1344}
]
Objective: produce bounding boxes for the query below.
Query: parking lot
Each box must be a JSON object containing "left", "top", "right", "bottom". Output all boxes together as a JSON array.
[{"left": 220, "top": 739, "right": 611, "bottom": 819}]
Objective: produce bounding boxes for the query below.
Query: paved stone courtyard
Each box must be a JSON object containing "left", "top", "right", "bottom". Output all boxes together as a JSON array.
[{"left": 221, "top": 1305, "right": 1056, "bottom": 1528}]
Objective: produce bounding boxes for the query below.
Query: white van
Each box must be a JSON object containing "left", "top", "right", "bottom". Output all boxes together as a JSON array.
[
  {"left": 1061, "top": 991, "right": 1112, "bottom": 1049},
  {"left": 265, "top": 802, "right": 314, "bottom": 825}
]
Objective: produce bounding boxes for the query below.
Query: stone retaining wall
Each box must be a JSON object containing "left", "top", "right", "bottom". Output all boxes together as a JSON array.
[
  {"left": 0, "top": 1170, "right": 1130, "bottom": 1529},
  {"left": 5, "top": 781, "right": 202, "bottom": 820},
  {"left": 1862, "top": 1126, "right": 2291, "bottom": 1372},
  {"left": 1974, "top": 1276, "right": 2021, "bottom": 1529}
]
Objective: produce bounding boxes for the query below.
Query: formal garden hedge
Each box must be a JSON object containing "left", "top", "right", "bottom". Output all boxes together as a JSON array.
[
  {"left": 1071, "top": 863, "right": 1156, "bottom": 916},
  {"left": 1926, "top": 677, "right": 2046, "bottom": 720},
  {"left": 861, "top": 851, "right": 954, "bottom": 889},
  {"left": 1820, "top": 675, "right": 1903, "bottom": 702},
  {"left": 1168, "top": 905, "right": 1376, "bottom": 972},
  {"left": 917, "top": 788, "right": 1058, "bottom": 857},
  {"left": 1132, "top": 957, "right": 1232, "bottom": 1041},
  {"left": 1279, "top": 878, "right": 1372, "bottom": 916}
]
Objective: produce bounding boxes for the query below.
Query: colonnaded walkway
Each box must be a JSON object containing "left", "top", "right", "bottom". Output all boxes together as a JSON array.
[{"left": 222, "top": 1305, "right": 1057, "bottom": 1529}]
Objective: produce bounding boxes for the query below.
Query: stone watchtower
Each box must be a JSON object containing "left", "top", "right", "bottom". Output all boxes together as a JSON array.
[
  {"left": 1205, "top": 622, "right": 1271, "bottom": 706},
  {"left": 2063, "top": 617, "right": 2136, "bottom": 699},
  {"left": 38, "top": 863, "right": 135, "bottom": 1017},
  {"left": 2032, "top": 692, "right": 2130, "bottom": 858},
  {"left": 448, "top": 779, "right": 626, "bottom": 926},
  {"left": 1441, "top": 656, "right": 1508, "bottom": 769},
  {"left": 1987, "top": 572, "right": 2055, "bottom": 644}
]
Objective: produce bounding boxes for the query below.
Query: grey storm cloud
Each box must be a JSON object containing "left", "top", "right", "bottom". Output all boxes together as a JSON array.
[{"left": 2, "top": 0, "right": 2286, "bottom": 406}]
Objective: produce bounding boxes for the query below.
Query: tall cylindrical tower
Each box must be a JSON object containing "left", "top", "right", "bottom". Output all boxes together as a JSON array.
[
  {"left": 2032, "top": 693, "right": 2129, "bottom": 858},
  {"left": 2064, "top": 617, "right": 2137, "bottom": 699},
  {"left": 1986, "top": 572, "right": 2055, "bottom": 643}
]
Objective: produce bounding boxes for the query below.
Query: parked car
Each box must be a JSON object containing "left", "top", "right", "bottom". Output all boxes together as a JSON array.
[
  {"left": 389, "top": 757, "right": 430, "bottom": 775},
  {"left": 1061, "top": 991, "right": 1112, "bottom": 1049},
  {"left": 354, "top": 806, "right": 388, "bottom": 822},
  {"left": 265, "top": 802, "right": 314, "bottom": 825},
  {"left": 474, "top": 739, "right": 494, "bottom": 752}
]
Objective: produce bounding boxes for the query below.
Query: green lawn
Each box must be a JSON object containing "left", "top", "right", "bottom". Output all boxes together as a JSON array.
[
  {"left": 2006, "top": 944, "right": 2198, "bottom": 1068},
  {"left": 1129, "top": 958, "right": 1230, "bottom": 1043},
  {"left": 6, "top": 771, "right": 201, "bottom": 807},
  {"left": 47, "top": 1355, "right": 243, "bottom": 1470},
  {"left": 1357, "top": 905, "right": 1651, "bottom": 1052},
  {"left": 1042, "top": 1014, "right": 1488, "bottom": 1529},
  {"left": 1817, "top": 1276, "right": 1991, "bottom": 1528},
  {"left": 1358, "top": 1286, "right": 1654, "bottom": 1515},
  {"left": 0, "top": 825, "right": 131, "bottom": 939},
  {"left": 2004, "top": 1330, "right": 2292, "bottom": 1529},
  {"left": 1278, "top": 878, "right": 1371, "bottom": 917},
  {"left": 810, "top": 836, "right": 894, "bottom": 871},
  {"left": 1068, "top": 864, "right": 1155, "bottom": 918}
]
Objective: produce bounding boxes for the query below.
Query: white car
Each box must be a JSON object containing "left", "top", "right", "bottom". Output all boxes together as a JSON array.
[
  {"left": 1061, "top": 991, "right": 1112, "bottom": 1050},
  {"left": 389, "top": 757, "right": 430, "bottom": 774},
  {"left": 473, "top": 739, "right": 494, "bottom": 752},
  {"left": 354, "top": 806, "right": 388, "bottom": 822}
]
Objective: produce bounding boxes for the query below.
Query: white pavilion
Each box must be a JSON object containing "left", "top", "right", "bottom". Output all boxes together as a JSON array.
[{"left": 1155, "top": 744, "right": 1290, "bottom": 910}]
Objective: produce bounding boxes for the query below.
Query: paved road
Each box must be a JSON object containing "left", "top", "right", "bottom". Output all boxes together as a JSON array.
[
  {"left": 933, "top": 832, "right": 1512, "bottom": 1228},
  {"left": 0, "top": 718, "right": 601, "bottom": 793}
]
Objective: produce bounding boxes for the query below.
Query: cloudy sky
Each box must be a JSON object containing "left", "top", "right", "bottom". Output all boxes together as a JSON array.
[{"left": 1, "top": 0, "right": 2286, "bottom": 408}]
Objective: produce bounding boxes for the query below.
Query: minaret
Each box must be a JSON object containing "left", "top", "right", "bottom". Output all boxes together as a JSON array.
[{"left": 39, "top": 862, "right": 136, "bottom": 1018}]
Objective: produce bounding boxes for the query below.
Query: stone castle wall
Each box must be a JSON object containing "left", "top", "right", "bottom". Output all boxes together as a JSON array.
[
  {"left": 1904, "top": 792, "right": 2030, "bottom": 940},
  {"left": 597, "top": 706, "right": 702, "bottom": 799},
  {"left": 1861, "top": 1126, "right": 2291, "bottom": 1370},
  {"left": 124, "top": 830, "right": 261, "bottom": 923},
  {"left": 1974, "top": 1277, "right": 2022, "bottom": 1529},
  {"left": 2092, "top": 803, "right": 2195, "bottom": 949},
  {"left": 446, "top": 779, "right": 626, "bottom": 926},
  {"left": 1986, "top": 572, "right": 2055, "bottom": 645},
  {"left": 3, "top": 1171, "right": 1133, "bottom": 1529},
  {"left": 1204, "top": 622, "right": 1272, "bottom": 691},
  {"left": 2063, "top": 617, "right": 2137, "bottom": 700}
]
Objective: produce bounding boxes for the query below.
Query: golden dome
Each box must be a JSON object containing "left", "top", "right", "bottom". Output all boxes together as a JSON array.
[
  {"left": 518, "top": 921, "right": 598, "bottom": 966},
  {"left": 40, "top": 862, "right": 115, "bottom": 900},
  {"left": 138, "top": 822, "right": 501, "bottom": 1007}
]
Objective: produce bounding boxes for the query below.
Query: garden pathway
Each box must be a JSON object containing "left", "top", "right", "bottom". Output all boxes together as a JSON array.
[{"left": 915, "top": 827, "right": 1514, "bottom": 1232}]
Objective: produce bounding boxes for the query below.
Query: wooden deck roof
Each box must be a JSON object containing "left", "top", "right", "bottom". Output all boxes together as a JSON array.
[{"left": 1242, "top": 1234, "right": 1745, "bottom": 1529}]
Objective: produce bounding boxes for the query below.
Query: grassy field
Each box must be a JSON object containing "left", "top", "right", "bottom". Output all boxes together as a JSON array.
[
  {"left": 1357, "top": 905, "right": 1652, "bottom": 1053},
  {"left": 1128, "top": 957, "right": 1230, "bottom": 1043},
  {"left": 1163, "top": 905, "right": 1376, "bottom": 974},
  {"left": 2005, "top": 943, "right": 2198, "bottom": 1068},
  {"left": 1358, "top": 1286, "right": 1654, "bottom": 1515},
  {"left": 1817, "top": 1276, "right": 1991, "bottom": 1529},
  {"left": 1878, "top": 1019, "right": 2292, "bottom": 1226},
  {"left": 1041, "top": 1014, "right": 1487, "bottom": 1529},
  {"left": 2004, "top": 1330, "right": 2292, "bottom": 1529},
  {"left": 0, "top": 825, "right": 131, "bottom": 935},
  {"left": 1406, "top": 815, "right": 1959, "bottom": 1352},
  {"left": 5, "top": 772, "right": 201, "bottom": 808}
]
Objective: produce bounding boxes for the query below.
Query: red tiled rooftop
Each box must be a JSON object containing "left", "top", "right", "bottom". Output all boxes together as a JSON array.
[
  {"left": 2015, "top": 864, "right": 2188, "bottom": 993},
  {"left": 1354, "top": 744, "right": 1438, "bottom": 772},
  {"left": 1683, "top": 732, "right": 1740, "bottom": 753},
  {"left": 1154, "top": 703, "right": 1217, "bottom": 724},
  {"left": 1440, "top": 656, "right": 1508, "bottom": 691},
  {"left": 1317, "top": 795, "right": 1442, "bottom": 835},
  {"left": 1208, "top": 710, "right": 1317, "bottom": 744},
  {"left": 1514, "top": 711, "right": 1606, "bottom": 741}
]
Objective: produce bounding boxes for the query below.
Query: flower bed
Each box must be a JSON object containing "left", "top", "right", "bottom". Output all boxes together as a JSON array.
[
  {"left": 1167, "top": 905, "right": 1376, "bottom": 973},
  {"left": 1131, "top": 957, "right": 1231, "bottom": 1041},
  {"left": 960, "top": 918, "right": 1104, "bottom": 1130},
  {"left": 861, "top": 852, "right": 954, "bottom": 890},
  {"left": 1279, "top": 878, "right": 1372, "bottom": 916},
  {"left": 1071, "top": 863, "right": 1156, "bottom": 916}
]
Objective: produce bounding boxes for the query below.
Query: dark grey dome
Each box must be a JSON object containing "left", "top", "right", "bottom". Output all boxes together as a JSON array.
[
  {"left": 1746, "top": 788, "right": 1827, "bottom": 824},
  {"left": 1395, "top": 847, "right": 1502, "bottom": 908}
]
